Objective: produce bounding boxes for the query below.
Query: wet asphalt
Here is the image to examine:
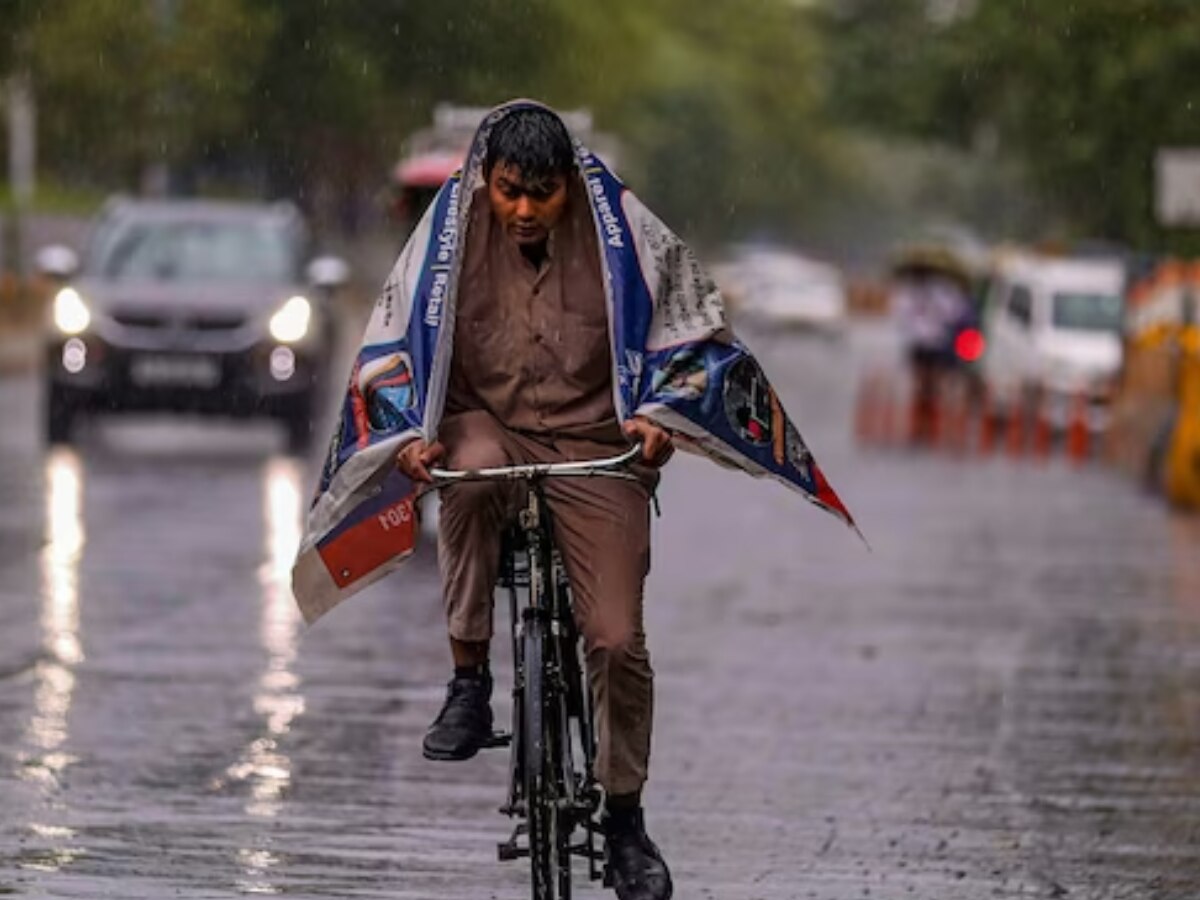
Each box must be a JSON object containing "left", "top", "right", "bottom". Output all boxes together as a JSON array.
[{"left": 2, "top": 320, "right": 1200, "bottom": 899}]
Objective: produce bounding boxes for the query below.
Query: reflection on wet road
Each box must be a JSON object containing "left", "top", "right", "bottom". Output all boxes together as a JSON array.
[
  {"left": 19, "top": 449, "right": 86, "bottom": 876},
  {"left": 2, "top": 322, "right": 1200, "bottom": 898},
  {"left": 222, "top": 457, "right": 305, "bottom": 893}
]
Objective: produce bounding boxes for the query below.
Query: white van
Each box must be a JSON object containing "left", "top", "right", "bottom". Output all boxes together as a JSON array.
[{"left": 981, "top": 255, "right": 1126, "bottom": 422}]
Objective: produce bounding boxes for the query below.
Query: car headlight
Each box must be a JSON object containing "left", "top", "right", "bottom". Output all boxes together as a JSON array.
[
  {"left": 269, "top": 295, "right": 311, "bottom": 343},
  {"left": 53, "top": 287, "right": 91, "bottom": 334}
]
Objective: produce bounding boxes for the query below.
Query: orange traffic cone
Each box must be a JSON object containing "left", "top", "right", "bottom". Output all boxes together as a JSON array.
[
  {"left": 1004, "top": 401, "right": 1026, "bottom": 459},
  {"left": 943, "top": 385, "right": 969, "bottom": 454},
  {"left": 977, "top": 387, "right": 997, "bottom": 455},
  {"left": 927, "top": 387, "right": 944, "bottom": 447},
  {"left": 879, "top": 379, "right": 898, "bottom": 446},
  {"left": 906, "top": 389, "right": 922, "bottom": 445},
  {"left": 1065, "top": 393, "right": 1091, "bottom": 464},
  {"left": 907, "top": 368, "right": 941, "bottom": 446},
  {"left": 855, "top": 374, "right": 878, "bottom": 445},
  {"left": 1031, "top": 394, "right": 1053, "bottom": 461}
]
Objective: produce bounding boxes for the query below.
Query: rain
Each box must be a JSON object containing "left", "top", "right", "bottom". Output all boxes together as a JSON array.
[{"left": 3, "top": 3, "right": 1200, "bottom": 898}]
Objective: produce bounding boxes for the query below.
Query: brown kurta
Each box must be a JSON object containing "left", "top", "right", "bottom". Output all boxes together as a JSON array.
[
  {"left": 447, "top": 182, "right": 621, "bottom": 443},
  {"left": 438, "top": 179, "right": 655, "bottom": 795}
]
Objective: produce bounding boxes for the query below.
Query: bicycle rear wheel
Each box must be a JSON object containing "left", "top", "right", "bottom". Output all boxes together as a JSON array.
[{"left": 523, "top": 616, "right": 572, "bottom": 899}]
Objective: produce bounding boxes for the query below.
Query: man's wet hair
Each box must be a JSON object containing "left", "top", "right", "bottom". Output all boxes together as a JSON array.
[{"left": 484, "top": 107, "right": 576, "bottom": 183}]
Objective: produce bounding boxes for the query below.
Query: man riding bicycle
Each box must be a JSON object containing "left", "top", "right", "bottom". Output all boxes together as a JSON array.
[
  {"left": 397, "top": 107, "right": 674, "bottom": 900},
  {"left": 293, "top": 99, "right": 856, "bottom": 900}
]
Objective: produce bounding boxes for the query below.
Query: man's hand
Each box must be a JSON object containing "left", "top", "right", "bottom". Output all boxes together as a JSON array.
[
  {"left": 623, "top": 416, "right": 674, "bottom": 468},
  {"left": 396, "top": 438, "right": 445, "bottom": 484}
]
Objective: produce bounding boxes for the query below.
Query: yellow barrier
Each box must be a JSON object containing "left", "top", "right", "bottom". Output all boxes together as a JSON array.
[
  {"left": 1116, "top": 261, "right": 1200, "bottom": 508},
  {"left": 1164, "top": 327, "right": 1200, "bottom": 508}
]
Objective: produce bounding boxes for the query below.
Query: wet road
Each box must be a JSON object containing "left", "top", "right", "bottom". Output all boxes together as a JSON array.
[{"left": 3, "top": 321, "right": 1200, "bottom": 899}]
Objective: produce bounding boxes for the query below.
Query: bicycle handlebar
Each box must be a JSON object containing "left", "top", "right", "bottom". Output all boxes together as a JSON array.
[{"left": 428, "top": 442, "right": 643, "bottom": 486}]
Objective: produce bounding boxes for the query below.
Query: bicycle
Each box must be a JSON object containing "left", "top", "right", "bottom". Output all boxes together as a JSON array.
[{"left": 429, "top": 442, "right": 645, "bottom": 900}]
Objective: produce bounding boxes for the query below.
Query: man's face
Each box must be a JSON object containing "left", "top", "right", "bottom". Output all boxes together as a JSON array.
[{"left": 487, "top": 162, "right": 569, "bottom": 247}]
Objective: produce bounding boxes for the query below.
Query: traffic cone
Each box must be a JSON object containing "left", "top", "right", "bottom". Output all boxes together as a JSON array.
[
  {"left": 1065, "top": 393, "right": 1091, "bottom": 464},
  {"left": 1004, "top": 400, "right": 1026, "bottom": 459},
  {"left": 906, "top": 366, "right": 941, "bottom": 446},
  {"left": 926, "top": 385, "right": 943, "bottom": 447},
  {"left": 943, "top": 384, "right": 969, "bottom": 454},
  {"left": 854, "top": 374, "right": 877, "bottom": 445},
  {"left": 906, "top": 385, "right": 922, "bottom": 445},
  {"left": 977, "top": 386, "right": 997, "bottom": 455},
  {"left": 1031, "top": 393, "right": 1053, "bottom": 461},
  {"left": 879, "top": 378, "right": 898, "bottom": 446}
]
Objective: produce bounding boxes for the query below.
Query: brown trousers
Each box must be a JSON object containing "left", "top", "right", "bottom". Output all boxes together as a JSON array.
[{"left": 437, "top": 410, "right": 654, "bottom": 795}]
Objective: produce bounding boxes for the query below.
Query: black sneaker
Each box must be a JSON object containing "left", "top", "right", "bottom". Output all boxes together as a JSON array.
[
  {"left": 603, "top": 809, "right": 673, "bottom": 900},
  {"left": 422, "top": 673, "right": 493, "bottom": 761}
]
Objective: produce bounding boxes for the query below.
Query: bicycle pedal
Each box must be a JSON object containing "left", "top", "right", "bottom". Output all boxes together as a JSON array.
[
  {"left": 482, "top": 730, "right": 511, "bottom": 748},
  {"left": 497, "top": 822, "right": 529, "bottom": 862},
  {"left": 497, "top": 841, "right": 529, "bottom": 861}
]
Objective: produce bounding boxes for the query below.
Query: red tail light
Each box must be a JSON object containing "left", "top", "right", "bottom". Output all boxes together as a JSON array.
[{"left": 955, "top": 328, "right": 986, "bottom": 363}]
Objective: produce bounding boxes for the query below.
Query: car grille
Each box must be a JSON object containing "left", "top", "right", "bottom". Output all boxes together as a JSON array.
[
  {"left": 188, "top": 313, "right": 246, "bottom": 331},
  {"left": 110, "top": 311, "right": 247, "bottom": 332},
  {"left": 112, "top": 311, "right": 170, "bottom": 329}
]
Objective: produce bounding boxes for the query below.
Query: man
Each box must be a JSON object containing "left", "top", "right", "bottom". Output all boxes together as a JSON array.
[
  {"left": 397, "top": 107, "right": 675, "bottom": 900},
  {"left": 890, "top": 257, "right": 972, "bottom": 442},
  {"left": 293, "top": 100, "right": 855, "bottom": 900}
]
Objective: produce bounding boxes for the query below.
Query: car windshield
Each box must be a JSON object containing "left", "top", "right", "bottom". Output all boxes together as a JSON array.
[
  {"left": 88, "top": 219, "right": 296, "bottom": 282},
  {"left": 1051, "top": 291, "right": 1123, "bottom": 332}
]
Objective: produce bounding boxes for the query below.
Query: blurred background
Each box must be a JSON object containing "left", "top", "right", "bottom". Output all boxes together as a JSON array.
[
  {"left": 2, "top": 0, "right": 1197, "bottom": 267},
  {"left": 3, "top": 2, "right": 1200, "bottom": 898}
]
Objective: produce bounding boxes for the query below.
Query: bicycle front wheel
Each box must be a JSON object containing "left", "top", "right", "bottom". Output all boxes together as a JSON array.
[{"left": 523, "top": 616, "right": 571, "bottom": 899}]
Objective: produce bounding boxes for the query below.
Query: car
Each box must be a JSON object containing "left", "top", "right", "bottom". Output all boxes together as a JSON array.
[
  {"left": 980, "top": 253, "right": 1126, "bottom": 426},
  {"left": 714, "top": 245, "right": 847, "bottom": 334},
  {"left": 37, "top": 197, "right": 349, "bottom": 451}
]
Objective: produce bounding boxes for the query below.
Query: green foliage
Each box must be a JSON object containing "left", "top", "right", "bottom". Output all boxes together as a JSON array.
[
  {"left": 951, "top": 0, "right": 1200, "bottom": 250},
  {"left": 0, "top": 1, "right": 35, "bottom": 75},
  {"left": 818, "top": 0, "right": 961, "bottom": 138},
  {"left": 551, "top": 0, "right": 838, "bottom": 241},
  {"left": 27, "top": 1, "right": 157, "bottom": 183},
  {"left": 0, "top": 178, "right": 104, "bottom": 214},
  {"left": 820, "top": 0, "right": 1200, "bottom": 251},
  {"left": 27, "top": 0, "right": 272, "bottom": 186}
]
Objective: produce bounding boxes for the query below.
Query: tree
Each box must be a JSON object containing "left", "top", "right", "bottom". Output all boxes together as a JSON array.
[
  {"left": 29, "top": 0, "right": 272, "bottom": 190},
  {"left": 947, "top": 0, "right": 1200, "bottom": 249},
  {"left": 819, "top": 0, "right": 1200, "bottom": 250},
  {"left": 551, "top": 0, "right": 840, "bottom": 242}
]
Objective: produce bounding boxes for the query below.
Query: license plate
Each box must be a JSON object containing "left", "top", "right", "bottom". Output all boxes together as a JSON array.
[{"left": 130, "top": 354, "right": 221, "bottom": 388}]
